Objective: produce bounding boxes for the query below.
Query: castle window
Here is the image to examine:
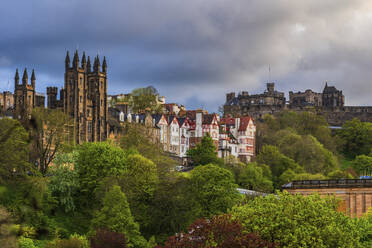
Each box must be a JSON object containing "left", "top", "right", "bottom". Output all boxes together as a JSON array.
[
  {"left": 80, "top": 77, "right": 82, "bottom": 86},
  {"left": 80, "top": 96, "right": 82, "bottom": 103},
  {"left": 7, "top": 100, "right": 10, "bottom": 107},
  {"left": 28, "top": 95, "right": 31, "bottom": 104},
  {"left": 101, "top": 100, "right": 103, "bottom": 106},
  {"left": 88, "top": 122, "right": 92, "bottom": 133}
]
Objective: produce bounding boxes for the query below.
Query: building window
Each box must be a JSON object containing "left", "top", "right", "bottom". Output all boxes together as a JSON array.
[
  {"left": 80, "top": 96, "right": 82, "bottom": 103},
  {"left": 88, "top": 122, "right": 92, "bottom": 133},
  {"left": 80, "top": 77, "right": 82, "bottom": 86},
  {"left": 28, "top": 95, "right": 31, "bottom": 104},
  {"left": 7, "top": 99, "right": 9, "bottom": 107},
  {"left": 101, "top": 100, "right": 103, "bottom": 106}
]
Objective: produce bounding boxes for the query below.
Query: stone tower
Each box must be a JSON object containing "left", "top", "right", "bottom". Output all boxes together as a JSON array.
[
  {"left": 64, "top": 50, "right": 108, "bottom": 144},
  {"left": 46, "top": 86, "right": 58, "bottom": 109},
  {"left": 322, "top": 82, "right": 344, "bottom": 108},
  {"left": 14, "top": 68, "right": 36, "bottom": 120}
]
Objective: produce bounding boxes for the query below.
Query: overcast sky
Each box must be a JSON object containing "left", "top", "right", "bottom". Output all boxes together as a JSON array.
[{"left": 1, "top": 0, "right": 372, "bottom": 111}]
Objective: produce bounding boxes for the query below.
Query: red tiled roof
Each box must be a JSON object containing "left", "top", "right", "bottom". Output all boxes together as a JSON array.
[
  {"left": 220, "top": 117, "right": 235, "bottom": 125},
  {"left": 238, "top": 116, "right": 253, "bottom": 131}
]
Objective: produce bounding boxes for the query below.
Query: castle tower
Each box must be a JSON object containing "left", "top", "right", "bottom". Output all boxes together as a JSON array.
[
  {"left": 14, "top": 68, "right": 36, "bottom": 120},
  {"left": 47, "top": 87, "right": 58, "bottom": 109},
  {"left": 64, "top": 50, "right": 108, "bottom": 144}
]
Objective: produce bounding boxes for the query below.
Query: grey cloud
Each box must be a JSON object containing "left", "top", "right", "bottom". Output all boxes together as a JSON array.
[{"left": 1, "top": 0, "right": 372, "bottom": 110}]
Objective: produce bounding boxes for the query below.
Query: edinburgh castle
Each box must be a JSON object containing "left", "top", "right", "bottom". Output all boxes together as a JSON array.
[{"left": 224, "top": 82, "right": 372, "bottom": 126}]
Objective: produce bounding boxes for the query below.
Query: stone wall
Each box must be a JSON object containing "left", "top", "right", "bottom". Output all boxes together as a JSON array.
[
  {"left": 283, "top": 179, "right": 372, "bottom": 217},
  {"left": 285, "top": 187, "right": 372, "bottom": 217}
]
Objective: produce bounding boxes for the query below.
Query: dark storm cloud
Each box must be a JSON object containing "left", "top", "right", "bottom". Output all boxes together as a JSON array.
[{"left": 1, "top": 0, "right": 372, "bottom": 110}]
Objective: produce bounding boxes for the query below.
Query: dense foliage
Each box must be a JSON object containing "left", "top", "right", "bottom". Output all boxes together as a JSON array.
[
  {"left": 337, "top": 118, "right": 372, "bottom": 158},
  {"left": 1, "top": 114, "right": 372, "bottom": 247},
  {"left": 0, "top": 118, "right": 30, "bottom": 183},
  {"left": 186, "top": 133, "right": 222, "bottom": 166},
  {"left": 189, "top": 164, "right": 241, "bottom": 217},
  {"left": 90, "top": 185, "right": 147, "bottom": 248},
  {"left": 231, "top": 191, "right": 361, "bottom": 248},
  {"left": 158, "top": 214, "right": 276, "bottom": 248}
]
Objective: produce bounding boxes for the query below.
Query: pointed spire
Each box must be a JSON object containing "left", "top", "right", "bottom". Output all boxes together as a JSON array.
[
  {"left": 96, "top": 55, "right": 100, "bottom": 66},
  {"left": 15, "top": 69, "right": 20, "bottom": 84},
  {"left": 102, "top": 56, "right": 107, "bottom": 73},
  {"left": 65, "top": 51, "right": 70, "bottom": 69},
  {"left": 87, "top": 56, "right": 91, "bottom": 73},
  {"left": 31, "top": 69, "right": 36, "bottom": 87},
  {"left": 22, "top": 68, "right": 28, "bottom": 85},
  {"left": 73, "top": 50, "right": 79, "bottom": 69},
  {"left": 31, "top": 69, "right": 36, "bottom": 81},
  {"left": 93, "top": 55, "right": 100, "bottom": 72},
  {"left": 81, "top": 52, "right": 86, "bottom": 66}
]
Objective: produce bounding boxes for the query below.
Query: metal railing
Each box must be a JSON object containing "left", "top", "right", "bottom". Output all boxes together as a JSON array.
[{"left": 282, "top": 179, "right": 372, "bottom": 189}]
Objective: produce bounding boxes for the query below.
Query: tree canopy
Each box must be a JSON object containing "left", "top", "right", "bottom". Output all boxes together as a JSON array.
[
  {"left": 90, "top": 185, "right": 148, "bottom": 248},
  {"left": 129, "top": 86, "right": 162, "bottom": 113},
  {"left": 187, "top": 133, "right": 221, "bottom": 166},
  {"left": 0, "top": 118, "right": 30, "bottom": 183},
  {"left": 189, "top": 164, "right": 240, "bottom": 217},
  {"left": 337, "top": 118, "right": 372, "bottom": 158},
  {"left": 231, "top": 191, "right": 361, "bottom": 248}
]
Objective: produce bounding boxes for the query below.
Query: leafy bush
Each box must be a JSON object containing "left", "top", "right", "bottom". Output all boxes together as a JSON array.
[
  {"left": 90, "top": 229, "right": 127, "bottom": 248},
  {"left": 158, "top": 214, "right": 276, "bottom": 248},
  {"left": 231, "top": 191, "right": 361, "bottom": 248},
  {"left": 189, "top": 164, "right": 241, "bottom": 217},
  {"left": 18, "top": 237, "right": 36, "bottom": 248}
]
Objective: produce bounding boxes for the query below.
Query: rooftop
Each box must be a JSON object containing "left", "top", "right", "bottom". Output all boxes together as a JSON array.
[{"left": 282, "top": 179, "right": 372, "bottom": 190}]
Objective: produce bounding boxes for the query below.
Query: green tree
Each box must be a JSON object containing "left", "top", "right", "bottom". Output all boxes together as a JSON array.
[
  {"left": 119, "top": 154, "right": 159, "bottom": 232},
  {"left": 327, "top": 170, "right": 354, "bottom": 179},
  {"left": 29, "top": 108, "right": 72, "bottom": 175},
  {"left": 120, "top": 123, "right": 174, "bottom": 177},
  {"left": 189, "top": 164, "right": 240, "bottom": 217},
  {"left": 256, "top": 145, "right": 303, "bottom": 187},
  {"left": 237, "top": 162, "right": 273, "bottom": 192},
  {"left": 231, "top": 191, "right": 361, "bottom": 248},
  {"left": 91, "top": 186, "right": 148, "bottom": 248},
  {"left": 129, "top": 86, "right": 162, "bottom": 113},
  {"left": 0, "top": 206, "right": 18, "bottom": 248},
  {"left": 75, "top": 142, "right": 128, "bottom": 207},
  {"left": 351, "top": 154, "right": 372, "bottom": 176},
  {"left": 187, "top": 134, "right": 221, "bottom": 166},
  {"left": 147, "top": 176, "right": 201, "bottom": 242},
  {"left": 49, "top": 152, "right": 79, "bottom": 213},
  {"left": 0, "top": 118, "right": 30, "bottom": 183},
  {"left": 355, "top": 209, "right": 372, "bottom": 247},
  {"left": 274, "top": 130, "right": 338, "bottom": 175},
  {"left": 337, "top": 118, "right": 372, "bottom": 158}
]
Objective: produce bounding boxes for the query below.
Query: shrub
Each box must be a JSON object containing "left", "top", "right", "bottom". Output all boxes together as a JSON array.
[{"left": 90, "top": 229, "right": 127, "bottom": 248}]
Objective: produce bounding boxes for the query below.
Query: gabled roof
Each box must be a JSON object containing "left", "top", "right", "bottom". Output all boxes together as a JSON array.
[
  {"left": 220, "top": 117, "right": 235, "bottom": 125},
  {"left": 168, "top": 115, "right": 180, "bottom": 126},
  {"left": 202, "top": 114, "right": 218, "bottom": 124},
  {"left": 152, "top": 114, "right": 167, "bottom": 125},
  {"left": 177, "top": 117, "right": 186, "bottom": 127},
  {"left": 238, "top": 116, "right": 253, "bottom": 131}
]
